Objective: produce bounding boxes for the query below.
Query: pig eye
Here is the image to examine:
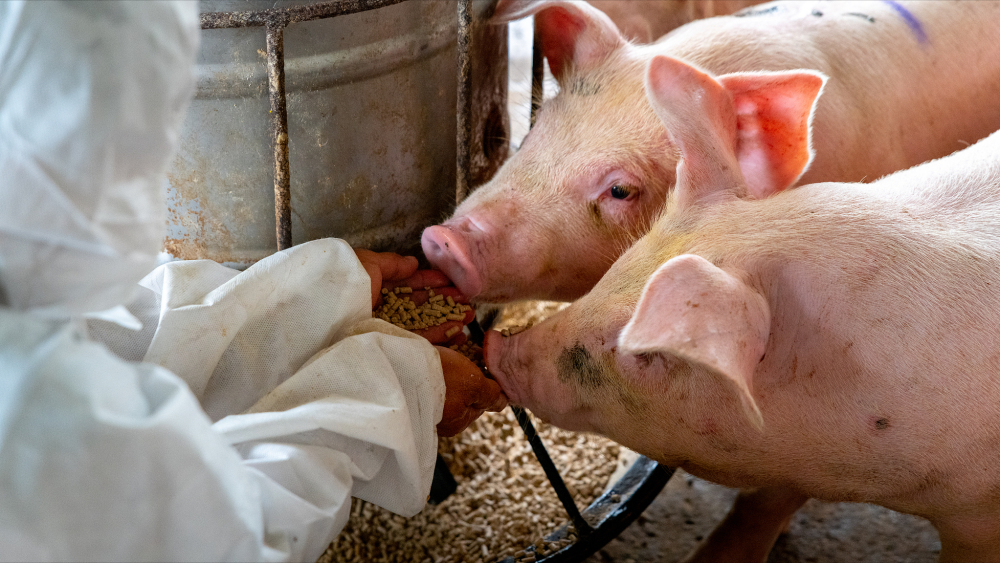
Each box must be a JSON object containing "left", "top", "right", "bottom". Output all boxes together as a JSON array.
[{"left": 610, "top": 184, "right": 633, "bottom": 200}]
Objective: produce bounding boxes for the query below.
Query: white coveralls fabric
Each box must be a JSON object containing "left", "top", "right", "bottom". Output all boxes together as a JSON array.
[{"left": 0, "top": 2, "right": 446, "bottom": 562}]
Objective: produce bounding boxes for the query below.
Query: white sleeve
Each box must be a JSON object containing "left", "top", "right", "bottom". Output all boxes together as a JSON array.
[
  {"left": 13, "top": 239, "right": 445, "bottom": 561},
  {"left": 140, "top": 238, "right": 446, "bottom": 556},
  {"left": 0, "top": 312, "right": 267, "bottom": 562}
]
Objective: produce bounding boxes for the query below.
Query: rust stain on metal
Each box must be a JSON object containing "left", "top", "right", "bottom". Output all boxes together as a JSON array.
[
  {"left": 165, "top": 160, "right": 238, "bottom": 263},
  {"left": 267, "top": 23, "right": 292, "bottom": 251},
  {"left": 200, "top": 0, "right": 409, "bottom": 30},
  {"left": 163, "top": 237, "right": 210, "bottom": 261},
  {"left": 455, "top": 0, "right": 473, "bottom": 204}
]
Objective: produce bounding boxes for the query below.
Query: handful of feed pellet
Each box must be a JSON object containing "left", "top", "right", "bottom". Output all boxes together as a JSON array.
[{"left": 376, "top": 286, "right": 474, "bottom": 340}]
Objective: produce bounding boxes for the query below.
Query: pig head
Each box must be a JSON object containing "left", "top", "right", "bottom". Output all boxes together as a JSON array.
[{"left": 422, "top": 0, "right": 823, "bottom": 303}]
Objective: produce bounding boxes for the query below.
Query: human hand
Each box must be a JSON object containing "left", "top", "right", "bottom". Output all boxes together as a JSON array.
[
  {"left": 357, "top": 249, "right": 476, "bottom": 345},
  {"left": 354, "top": 248, "right": 419, "bottom": 309},
  {"left": 436, "top": 346, "right": 507, "bottom": 437}
]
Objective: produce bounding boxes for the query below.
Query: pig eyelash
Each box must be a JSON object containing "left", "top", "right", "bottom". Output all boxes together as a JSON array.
[
  {"left": 604, "top": 183, "right": 639, "bottom": 202},
  {"left": 610, "top": 184, "right": 633, "bottom": 199}
]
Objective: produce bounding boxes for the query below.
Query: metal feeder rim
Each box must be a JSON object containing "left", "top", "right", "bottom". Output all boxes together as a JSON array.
[{"left": 497, "top": 457, "right": 674, "bottom": 563}]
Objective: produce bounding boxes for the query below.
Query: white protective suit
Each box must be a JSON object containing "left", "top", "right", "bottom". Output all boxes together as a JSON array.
[{"left": 0, "top": 2, "right": 446, "bottom": 561}]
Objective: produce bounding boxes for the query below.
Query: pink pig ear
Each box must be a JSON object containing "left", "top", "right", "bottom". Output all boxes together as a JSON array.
[
  {"left": 645, "top": 55, "right": 827, "bottom": 207},
  {"left": 719, "top": 71, "right": 826, "bottom": 199},
  {"left": 644, "top": 55, "right": 749, "bottom": 209},
  {"left": 492, "top": 0, "right": 626, "bottom": 81},
  {"left": 618, "top": 254, "right": 770, "bottom": 429}
]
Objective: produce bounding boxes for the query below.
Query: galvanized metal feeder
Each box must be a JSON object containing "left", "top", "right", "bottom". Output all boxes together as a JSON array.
[{"left": 173, "top": 1, "right": 673, "bottom": 560}]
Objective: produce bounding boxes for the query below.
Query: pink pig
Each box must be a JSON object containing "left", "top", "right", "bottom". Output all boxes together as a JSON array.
[
  {"left": 423, "top": 0, "right": 1000, "bottom": 303},
  {"left": 484, "top": 54, "right": 1000, "bottom": 562}
]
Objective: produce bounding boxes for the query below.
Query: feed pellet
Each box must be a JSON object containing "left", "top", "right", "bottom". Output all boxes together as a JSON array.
[
  {"left": 375, "top": 287, "right": 472, "bottom": 332},
  {"left": 318, "top": 409, "right": 621, "bottom": 563}
]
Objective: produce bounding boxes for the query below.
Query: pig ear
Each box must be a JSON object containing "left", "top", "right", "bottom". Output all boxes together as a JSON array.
[
  {"left": 492, "top": 0, "right": 626, "bottom": 82},
  {"left": 644, "top": 55, "right": 749, "bottom": 209},
  {"left": 719, "top": 71, "right": 827, "bottom": 199},
  {"left": 618, "top": 254, "right": 770, "bottom": 429}
]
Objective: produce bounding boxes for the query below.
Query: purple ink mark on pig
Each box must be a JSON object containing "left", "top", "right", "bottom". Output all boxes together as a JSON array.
[{"left": 884, "top": 1, "right": 928, "bottom": 44}]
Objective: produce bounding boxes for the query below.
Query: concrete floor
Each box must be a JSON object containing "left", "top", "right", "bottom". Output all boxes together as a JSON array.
[{"left": 583, "top": 470, "right": 940, "bottom": 563}]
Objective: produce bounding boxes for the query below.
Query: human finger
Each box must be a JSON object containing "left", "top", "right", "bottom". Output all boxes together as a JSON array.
[
  {"left": 469, "top": 377, "right": 507, "bottom": 412},
  {"left": 386, "top": 269, "right": 454, "bottom": 292}
]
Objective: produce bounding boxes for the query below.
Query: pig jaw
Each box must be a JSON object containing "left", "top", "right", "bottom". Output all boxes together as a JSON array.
[
  {"left": 484, "top": 327, "right": 605, "bottom": 433},
  {"left": 483, "top": 299, "right": 641, "bottom": 434}
]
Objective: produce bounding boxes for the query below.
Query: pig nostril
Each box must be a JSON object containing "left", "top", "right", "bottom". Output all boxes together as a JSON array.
[
  {"left": 421, "top": 226, "right": 484, "bottom": 298},
  {"left": 424, "top": 238, "right": 442, "bottom": 257},
  {"left": 421, "top": 227, "right": 449, "bottom": 261}
]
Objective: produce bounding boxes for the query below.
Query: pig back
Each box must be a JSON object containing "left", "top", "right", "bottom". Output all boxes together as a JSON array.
[{"left": 650, "top": 1, "right": 1000, "bottom": 185}]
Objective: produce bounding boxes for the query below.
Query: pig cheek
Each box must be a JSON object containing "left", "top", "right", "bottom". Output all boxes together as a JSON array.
[
  {"left": 513, "top": 373, "right": 590, "bottom": 431},
  {"left": 488, "top": 330, "right": 585, "bottom": 423},
  {"left": 540, "top": 229, "right": 623, "bottom": 301},
  {"left": 537, "top": 372, "right": 587, "bottom": 421},
  {"left": 481, "top": 223, "right": 583, "bottom": 302},
  {"left": 459, "top": 204, "right": 557, "bottom": 301}
]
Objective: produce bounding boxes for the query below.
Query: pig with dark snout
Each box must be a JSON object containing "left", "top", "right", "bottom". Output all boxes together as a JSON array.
[
  {"left": 485, "top": 55, "right": 1000, "bottom": 562},
  {"left": 423, "top": 0, "right": 1000, "bottom": 304}
]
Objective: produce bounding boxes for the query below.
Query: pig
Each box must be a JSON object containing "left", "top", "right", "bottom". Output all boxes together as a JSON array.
[
  {"left": 484, "top": 53, "right": 1000, "bottom": 562},
  {"left": 422, "top": 0, "right": 1000, "bottom": 304},
  {"left": 589, "top": 0, "right": 765, "bottom": 43}
]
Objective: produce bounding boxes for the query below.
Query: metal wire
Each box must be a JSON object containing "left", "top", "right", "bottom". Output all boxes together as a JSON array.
[{"left": 511, "top": 406, "right": 595, "bottom": 536}]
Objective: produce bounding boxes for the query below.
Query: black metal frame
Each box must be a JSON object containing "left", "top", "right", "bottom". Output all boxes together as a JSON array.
[
  {"left": 499, "top": 457, "right": 674, "bottom": 563},
  {"left": 197, "top": 2, "right": 672, "bottom": 560}
]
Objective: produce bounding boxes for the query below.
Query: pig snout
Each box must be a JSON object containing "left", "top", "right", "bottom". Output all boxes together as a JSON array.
[
  {"left": 484, "top": 325, "right": 598, "bottom": 432},
  {"left": 421, "top": 223, "right": 483, "bottom": 299}
]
